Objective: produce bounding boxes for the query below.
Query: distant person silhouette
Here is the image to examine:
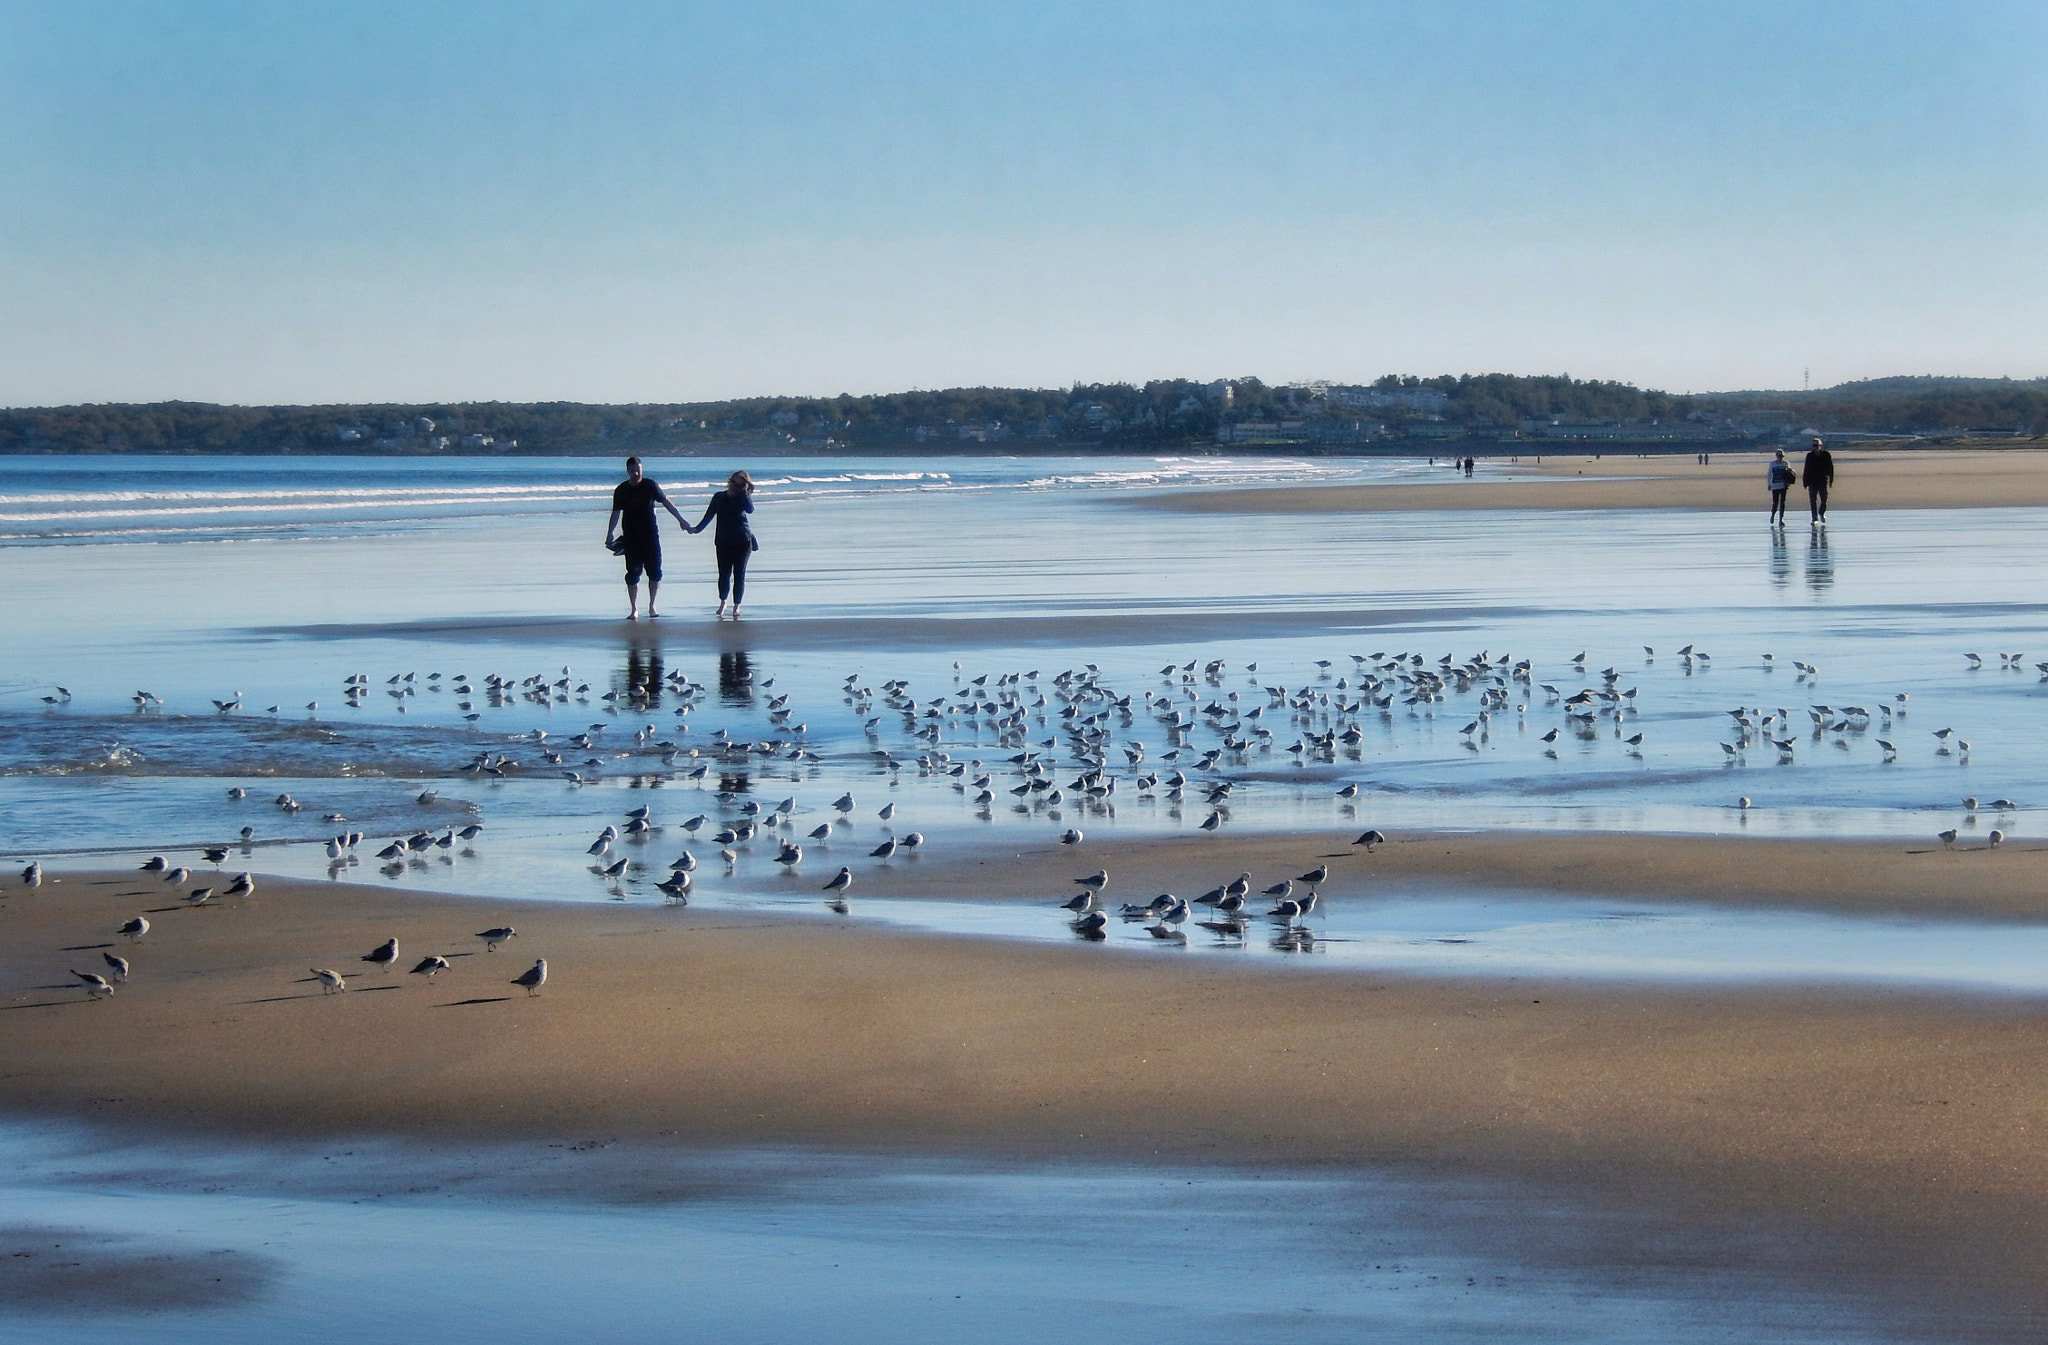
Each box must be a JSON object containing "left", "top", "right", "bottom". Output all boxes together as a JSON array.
[
  {"left": 605, "top": 456, "right": 688, "bottom": 620},
  {"left": 693, "top": 470, "right": 757, "bottom": 619},
  {"left": 1802, "top": 437, "right": 1835, "bottom": 526},
  {"left": 1766, "top": 449, "right": 1795, "bottom": 526}
]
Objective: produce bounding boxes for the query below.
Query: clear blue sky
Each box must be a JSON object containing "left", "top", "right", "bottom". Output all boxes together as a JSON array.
[{"left": 2, "top": 1, "right": 2042, "bottom": 404}]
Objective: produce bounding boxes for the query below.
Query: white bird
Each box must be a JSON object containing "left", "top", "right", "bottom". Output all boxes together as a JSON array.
[
  {"left": 21, "top": 861, "right": 42, "bottom": 887},
  {"left": 362, "top": 937, "right": 399, "bottom": 972},
  {"left": 878, "top": 802, "right": 896, "bottom": 821},
  {"left": 1072, "top": 910, "right": 1108, "bottom": 934},
  {"left": 119, "top": 915, "right": 149, "bottom": 941},
  {"left": 1989, "top": 829, "right": 2005, "bottom": 848},
  {"left": 224, "top": 873, "right": 254, "bottom": 898},
  {"left": 71, "top": 969, "right": 115, "bottom": 998},
  {"left": 512, "top": 959, "right": 548, "bottom": 996},
  {"left": 870, "top": 838, "right": 897, "bottom": 859},
  {"left": 186, "top": 886, "right": 214, "bottom": 905},
  {"left": 1297, "top": 865, "right": 1329, "bottom": 884},
  {"left": 776, "top": 843, "right": 803, "bottom": 866},
  {"left": 140, "top": 855, "right": 167, "bottom": 872},
  {"left": 823, "top": 867, "right": 853, "bottom": 893},
  {"left": 1738, "top": 797, "right": 1751, "bottom": 810},
  {"left": 833, "top": 793, "right": 856, "bottom": 812},
  {"left": 1938, "top": 829, "right": 1958, "bottom": 847},
  {"left": 477, "top": 926, "right": 516, "bottom": 951},
  {"left": 410, "top": 955, "right": 451, "bottom": 977},
  {"left": 1263, "top": 878, "right": 1294, "bottom": 899},
  {"left": 1074, "top": 869, "right": 1109, "bottom": 892},
  {"left": 1353, "top": 829, "right": 1385, "bottom": 850},
  {"left": 311, "top": 968, "right": 347, "bottom": 994},
  {"left": 163, "top": 866, "right": 190, "bottom": 884},
  {"left": 1059, "top": 828, "right": 1084, "bottom": 845}
]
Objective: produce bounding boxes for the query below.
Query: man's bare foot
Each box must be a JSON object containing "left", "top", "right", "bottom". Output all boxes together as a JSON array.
[
  {"left": 646, "top": 609, "right": 659, "bottom": 618},
  {"left": 627, "top": 611, "right": 638, "bottom": 621}
]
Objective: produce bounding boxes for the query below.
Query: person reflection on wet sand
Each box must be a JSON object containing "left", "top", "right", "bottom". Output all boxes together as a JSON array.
[
  {"left": 624, "top": 646, "right": 665, "bottom": 709},
  {"left": 719, "top": 650, "right": 755, "bottom": 706},
  {"left": 1806, "top": 531, "right": 1834, "bottom": 593},
  {"left": 1769, "top": 530, "right": 1792, "bottom": 589}
]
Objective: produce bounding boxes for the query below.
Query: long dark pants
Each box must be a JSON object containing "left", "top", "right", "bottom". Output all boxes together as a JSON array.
[
  {"left": 1808, "top": 486, "right": 1828, "bottom": 522},
  {"left": 1769, "top": 489, "right": 1787, "bottom": 523},
  {"left": 716, "top": 544, "right": 750, "bottom": 605}
]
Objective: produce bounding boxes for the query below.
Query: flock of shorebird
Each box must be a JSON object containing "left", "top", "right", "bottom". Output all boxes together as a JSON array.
[
  {"left": 13, "top": 642, "right": 2030, "bottom": 995},
  {"left": 22, "top": 852, "right": 545, "bottom": 1003}
]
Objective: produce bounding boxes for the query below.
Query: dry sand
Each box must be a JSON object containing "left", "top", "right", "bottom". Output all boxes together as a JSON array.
[
  {"left": 5, "top": 833, "right": 2048, "bottom": 1330},
  {"left": 1148, "top": 446, "right": 2048, "bottom": 513}
]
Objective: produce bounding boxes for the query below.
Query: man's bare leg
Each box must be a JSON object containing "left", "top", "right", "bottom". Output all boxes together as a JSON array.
[
  {"left": 646, "top": 579, "right": 660, "bottom": 618},
  {"left": 625, "top": 579, "right": 640, "bottom": 620}
]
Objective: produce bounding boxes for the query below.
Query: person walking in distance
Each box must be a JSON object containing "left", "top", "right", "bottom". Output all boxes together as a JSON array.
[
  {"left": 1802, "top": 436, "right": 1835, "bottom": 526},
  {"left": 604, "top": 456, "right": 689, "bottom": 620},
  {"left": 1766, "top": 449, "right": 1795, "bottom": 526},
  {"left": 694, "top": 470, "right": 757, "bottom": 618}
]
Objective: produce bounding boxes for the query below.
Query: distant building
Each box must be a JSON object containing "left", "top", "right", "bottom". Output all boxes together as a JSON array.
[{"left": 1331, "top": 387, "right": 1449, "bottom": 413}]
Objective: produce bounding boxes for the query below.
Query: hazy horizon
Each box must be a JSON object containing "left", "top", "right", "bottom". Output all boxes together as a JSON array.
[{"left": 4, "top": 2, "right": 2043, "bottom": 406}]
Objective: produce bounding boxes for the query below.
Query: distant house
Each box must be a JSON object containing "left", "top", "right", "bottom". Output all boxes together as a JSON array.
[
  {"left": 335, "top": 423, "right": 370, "bottom": 442},
  {"left": 1332, "top": 387, "right": 1449, "bottom": 413},
  {"left": 459, "top": 433, "right": 493, "bottom": 449},
  {"left": 769, "top": 409, "right": 800, "bottom": 428}
]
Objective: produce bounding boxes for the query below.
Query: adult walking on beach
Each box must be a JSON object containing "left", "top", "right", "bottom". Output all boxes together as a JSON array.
[
  {"left": 1802, "top": 436, "right": 1835, "bottom": 526},
  {"left": 1766, "top": 450, "right": 1795, "bottom": 526},
  {"left": 693, "top": 470, "right": 757, "bottom": 618},
  {"left": 605, "top": 456, "right": 688, "bottom": 620}
]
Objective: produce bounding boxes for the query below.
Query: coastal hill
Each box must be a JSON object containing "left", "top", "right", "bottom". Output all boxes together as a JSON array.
[{"left": 4, "top": 374, "right": 2045, "bottom": 455}]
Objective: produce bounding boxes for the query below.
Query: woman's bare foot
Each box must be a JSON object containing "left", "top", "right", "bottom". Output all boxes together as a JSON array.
[{"left": 714, "top": 603, "right": 726, "bottom": 618}]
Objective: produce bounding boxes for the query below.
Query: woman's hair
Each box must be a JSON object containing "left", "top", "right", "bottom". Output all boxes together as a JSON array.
[{"left": 728, "top": 470, "right": 753, "bottom": 492}]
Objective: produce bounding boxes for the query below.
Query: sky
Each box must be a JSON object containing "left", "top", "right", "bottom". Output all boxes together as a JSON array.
[{"left": 2, "top": 0, "right": 2043, "bottom": 405}]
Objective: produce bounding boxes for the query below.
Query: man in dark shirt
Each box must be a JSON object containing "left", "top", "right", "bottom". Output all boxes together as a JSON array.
[
  {"left": 604, "top": 457, "right": 689, "bottom": 619},
  {"left": 1801, "top": 437, "right": 1835, "bottom": 526}
]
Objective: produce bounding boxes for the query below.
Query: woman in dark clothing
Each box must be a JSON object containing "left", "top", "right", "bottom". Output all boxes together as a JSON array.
[{"left": 691, "top": 470, "right": 756, "bottom": 618}]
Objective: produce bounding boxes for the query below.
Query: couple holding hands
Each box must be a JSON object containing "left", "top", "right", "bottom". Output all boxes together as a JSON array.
[{"left": 605, "top": 458, "right": 756, "bottom": 620}]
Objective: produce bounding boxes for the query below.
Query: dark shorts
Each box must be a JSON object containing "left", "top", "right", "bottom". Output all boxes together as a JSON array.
[{"left": 623, "top": 537, "right": 661, "bottom": 584}]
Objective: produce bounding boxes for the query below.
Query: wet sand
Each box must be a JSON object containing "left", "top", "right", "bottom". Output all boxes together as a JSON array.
[
  {"left": 5, "top": 844, "right": 2048, "bottom": 1331},
  {"left": 1149, "top": 446, "right": 2048, "bottom": 513},
  {"left": 254, "top": 604, "right": 1528, "bottom": 652}
]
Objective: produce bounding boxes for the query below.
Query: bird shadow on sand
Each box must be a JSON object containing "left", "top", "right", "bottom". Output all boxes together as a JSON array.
[
  {"left": 59, "top": 943, "right": 116, "bottom": 952},
  {"left": 0, "top": 999, "right": 89, "bottom": 1011},
  {"left": 438, "top": 996, "right": 513, "bottom": 1006}
]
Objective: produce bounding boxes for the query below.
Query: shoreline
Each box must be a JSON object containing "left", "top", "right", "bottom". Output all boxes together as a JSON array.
[
  {"left": 6, "top": 858, "right": 2048, "bottom": 1329},
  {"left": 1145, "top": 447, "right": 2048, "bottom": 513}
]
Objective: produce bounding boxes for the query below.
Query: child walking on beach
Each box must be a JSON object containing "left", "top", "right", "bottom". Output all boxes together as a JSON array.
[{"left": 1766, "top": 450, "right": 1795, "bottom": 525}]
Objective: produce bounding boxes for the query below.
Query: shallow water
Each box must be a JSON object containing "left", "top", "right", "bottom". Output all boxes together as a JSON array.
[
  {"left": 0, "top": 1120, "right": 1915, "bottom": 1343},
  {"left": 5, "top": 452, "right": 2048, "bottom": 990}
]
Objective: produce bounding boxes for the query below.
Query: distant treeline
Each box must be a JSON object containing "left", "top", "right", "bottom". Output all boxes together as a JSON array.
[{"left": 4, "top": 374, "right": 2045, "bottom": 455}]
